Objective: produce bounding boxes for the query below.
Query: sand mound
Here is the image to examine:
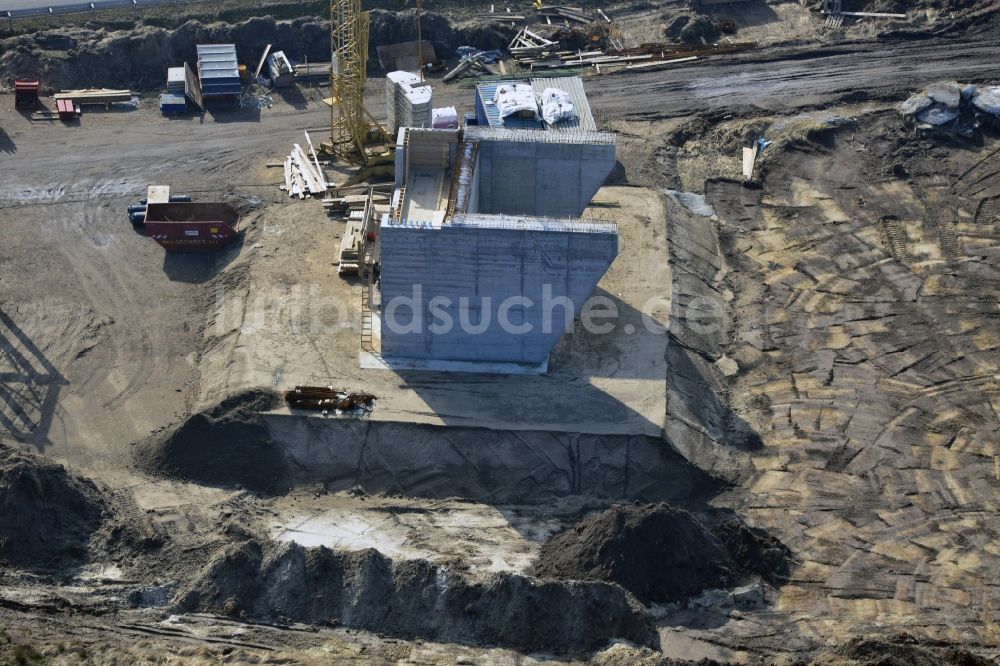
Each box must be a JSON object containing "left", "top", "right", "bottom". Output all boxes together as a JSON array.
[
  {"left": 0, "top": 446, "right": 104, "bottom": 570},
  {"left": 176, "top": 539, "right": 657, "bottom": 655},
  {"left": 135, "top": 389, "right": 286, "bottom": 494},
  {"left": 533, "top": 503, "right": 789, "bottom": 604}
]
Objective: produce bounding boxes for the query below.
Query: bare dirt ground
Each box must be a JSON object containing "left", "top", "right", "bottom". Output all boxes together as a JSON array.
[{"left": 2, "top": 1, "right": 1000, "bottom": 663}]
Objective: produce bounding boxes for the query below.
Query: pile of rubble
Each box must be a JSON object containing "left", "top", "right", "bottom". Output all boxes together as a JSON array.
[{"left": 899, "top": 81, "right": 1000, "bottom": 132}]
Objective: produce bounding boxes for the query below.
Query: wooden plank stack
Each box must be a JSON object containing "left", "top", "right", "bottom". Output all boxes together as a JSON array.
[
  {"left": 322, "top": 191, "right": 391, "bottom": 222},
  {"left": 282, "top": 136, "right": 328, "bottom": 199},
  {"left": 537, "top": 5, "right": 594, "bottom": 25},
  {"left": 338, "top": 221, "right": 364, "bottom": 275},
  {"left": 510, "top": 35, "right": 756, "bottom": 72},
  {"left": 508, "top": 28, "right": 564, "bottom": 65},
  {"left": 54, "top": 88, "right": 133, "bottom": 105}
]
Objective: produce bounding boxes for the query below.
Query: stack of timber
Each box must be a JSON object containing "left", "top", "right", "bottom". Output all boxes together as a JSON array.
[
  {"left": 282, "top": 131, "right": 328, "bottom": 199},
  {"left": 338, "top": 221, "right": 365, "bottom": 275},
  {"left": 323, "top": 190, "right": 391, "bottom": 222},
  {"left": 336, "top": 187, "right": 386, "bottom": 276},
  {"left": 537, "top": 5, "right": 596, "bottom": 25},
  {"left": 508, "top": 28, "right": 561, "bottom": 63},
  {"left": 477, "top": 8, "right": 526, "bottom": 24},
  {"left": 53, "top": 88, "right": 133, "bottom": 106}
]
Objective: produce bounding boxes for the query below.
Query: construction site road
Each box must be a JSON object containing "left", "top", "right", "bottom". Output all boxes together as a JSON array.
[{"left": 580, "top": 36, "right": 1000, "bottom": 119}]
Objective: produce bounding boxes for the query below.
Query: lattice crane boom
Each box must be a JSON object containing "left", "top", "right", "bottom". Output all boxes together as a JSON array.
[{"left": 329, "top": 0, "right": 370, "bottom": 162}]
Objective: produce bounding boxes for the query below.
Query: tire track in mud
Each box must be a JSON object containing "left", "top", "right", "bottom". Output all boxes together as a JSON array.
[{"left": 54, "top": 203, "right": 160, "bottom": 412}]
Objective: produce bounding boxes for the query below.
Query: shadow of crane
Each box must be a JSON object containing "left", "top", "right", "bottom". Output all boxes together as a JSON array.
[{"left": 0, "top": 308, "right": 65, "bottom": 450}]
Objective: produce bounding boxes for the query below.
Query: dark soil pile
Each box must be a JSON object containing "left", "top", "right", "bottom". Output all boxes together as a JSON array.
[
  {"left": 822, "top": 635, "right": 996, "bottom": 666},
  {"left": 712, "top": 517, "right": 791, "bottom": 584},
  {"left": 135, "top": 389, "right": 287, "bottom": 494},
  {"left": 0, "top": 445, "right": 104, "bottom": 570},
  {"left": 677, "top": 16, "right": 722, "bottom": 45},
  {"left": 533, "top": 503, "right": 790, "bottom": 604},
  {"left": 176, "top": 539, "right": 657, "bottom": 655},
  {"left": 0, "top": 11, "right": 515, "bottom": 92},
  {"left": 369, "top": 9, "right": 516, "bottom": 61},
  {"left": 1, "top": 16, "right": 330, "bottom": 92}
]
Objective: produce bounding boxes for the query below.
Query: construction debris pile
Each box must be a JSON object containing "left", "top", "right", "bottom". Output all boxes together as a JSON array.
[
  {"left": 284, "top": 386, "right": 376, "bottom": 413},
  {"left": 443, "top": 49, "right": 507, "bottom": 83},
  {"left": 899, "top": 81, "right": 1000, "bottom": 131},
  {"left": 509, "top": 26, "right": 753, "bottom": 72},
  {"left": 240, "top": 83, "right": 274, "bottom": 110}
]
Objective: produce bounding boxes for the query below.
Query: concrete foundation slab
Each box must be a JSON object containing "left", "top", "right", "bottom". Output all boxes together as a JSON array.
[{"left": 198, "top": 186, "right": 669, "bottom": 436}]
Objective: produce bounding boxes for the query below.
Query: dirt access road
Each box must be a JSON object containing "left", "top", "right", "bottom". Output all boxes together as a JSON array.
[{"left": 582, "top": 36, "right": 1000, "bottom": 119}]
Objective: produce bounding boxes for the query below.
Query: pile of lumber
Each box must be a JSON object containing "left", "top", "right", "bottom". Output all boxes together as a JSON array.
[
  {"left": 338, "top": 221, "right": 365, "bottom": 275},
  {"left": 477, "top": 9, "right": 526, "bottom": 24},
  {"left": 282, "top": 131, "right": 328, "bottom": 199},
  {"left": 516, "top": 39, "right": 756, "bottom": 72},
  {"left": 284, "top": 386, "right": 376, "bottom": 412},
  {"left": 322, "top": 189, "right": 391, "bottom": 222},
  {"left": 537, "top": 5, "right": 600, "bottom": 25},
  {"left": 442, "top": 53, "right": 506, "bottom": 82},
  {"left": 508, "top": 27, "right": 562, "bottom": 64},
  {"left": 53, "top": 88, "right": 133, "bottom": 105}
]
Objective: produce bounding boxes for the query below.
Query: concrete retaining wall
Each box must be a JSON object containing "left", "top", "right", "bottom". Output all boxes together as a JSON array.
[
  {"left": 475, "top": 134, "right": 616, "bottom": 217},
  {"left": 265, "top": 414, "right": 716, "bottom": 504},
  {"left": 379, "top": 216, "right": 617, "bottom": 364}
]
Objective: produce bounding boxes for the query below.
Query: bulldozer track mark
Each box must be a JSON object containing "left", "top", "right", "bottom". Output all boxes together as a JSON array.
[
  {"left": 876, "top": 216, "right": 911, "bottom": 263},
  {"left": 974, "top": 196, "right": 1000, "bottom": 224},
  {"left": 955, "top": 146, "right": 1000, "bottom": 197},
  {"left": 937, "top": 221, "right": 961, "bottom": 260}
]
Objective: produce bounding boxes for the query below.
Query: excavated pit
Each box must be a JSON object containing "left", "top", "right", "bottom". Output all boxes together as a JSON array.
[{"left": 136, "top": 392, "right": 720, "bottom": 505}]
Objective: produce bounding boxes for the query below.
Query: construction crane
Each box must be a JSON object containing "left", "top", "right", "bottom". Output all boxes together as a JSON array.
[{"left": 327, "top": 0, "right": 389, "bottom": 164}]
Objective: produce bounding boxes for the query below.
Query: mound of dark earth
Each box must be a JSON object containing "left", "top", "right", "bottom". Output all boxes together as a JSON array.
[
  {"left": 0, "top": 11, "right": 514, "bottom": 92},
  {"left": 533, "top": 503, "right": 790, "bottom": 604},
  {"left": 0, "top": 445, "right": 104, "bottom": 570},
  {"left": 135, "top": 389, "right": 286, "bottom": 494},
  {"left": 823, "top": 635, "right": 996, "bottom": 666},
  {"left": 176, "top": 539, "right": 657, "bottom": 655}
]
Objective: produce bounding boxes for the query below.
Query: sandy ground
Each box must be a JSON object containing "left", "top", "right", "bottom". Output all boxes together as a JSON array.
[
  {"left": 196, "top": 185, "right": 669, "bottom": 435},
  {"left": 2, "top": 5, "right": 1000, "bottom": 660}
]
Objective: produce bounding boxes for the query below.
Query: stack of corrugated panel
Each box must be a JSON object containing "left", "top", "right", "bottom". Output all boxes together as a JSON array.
[
  {"left": 161, "top": 66, "right": 188, "bottom": 114},
  {"left": 197, "top": 44, "right": 241, "bottom": 98},
  {"left": 386, "top": 71, "right": 432, "bottom": 134}
]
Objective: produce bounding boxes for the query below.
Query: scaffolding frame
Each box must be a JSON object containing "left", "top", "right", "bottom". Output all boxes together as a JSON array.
[{"left": 330, "top": 0, "right": 370, "bottom": 161}]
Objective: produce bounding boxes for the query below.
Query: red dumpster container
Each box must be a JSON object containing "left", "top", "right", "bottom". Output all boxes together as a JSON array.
[
  {"left": 144, "top": 202, "right": 241, "bottom": 253},
  {"left": 14, "top": 80, "right": 40, "bottom": 110}
]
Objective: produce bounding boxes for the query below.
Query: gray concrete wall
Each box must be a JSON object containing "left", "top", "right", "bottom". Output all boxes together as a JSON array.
[
  {"left": 379, "top": 215, "right": 617, "bottom": 364},
  {"left": 467, "top": 128, "right": 617, "bottom": 218},
  {"left": 265, "top": 414, "right": 715, "bottom": 504}
]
